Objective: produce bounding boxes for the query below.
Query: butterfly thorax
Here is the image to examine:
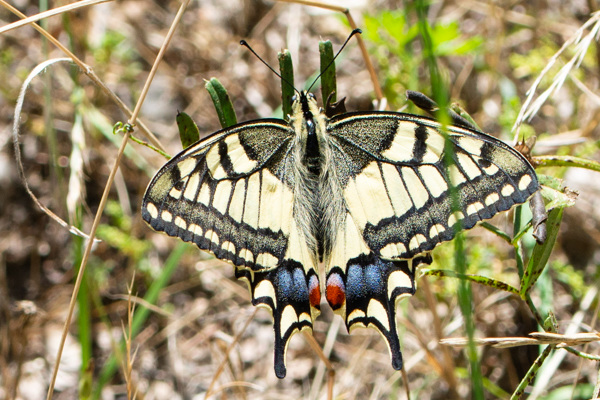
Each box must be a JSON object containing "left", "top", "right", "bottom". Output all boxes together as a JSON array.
[{"left": 288, "top": 92, "right": 346, "bottom": 263}]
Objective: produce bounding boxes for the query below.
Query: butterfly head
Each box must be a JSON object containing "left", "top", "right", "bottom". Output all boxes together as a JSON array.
[{"left": 290, "top": 91, "right": 320, "bottom": 119}]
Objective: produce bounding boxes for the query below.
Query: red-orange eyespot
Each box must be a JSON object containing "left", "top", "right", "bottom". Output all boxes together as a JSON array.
[
  {"left": 326, "top": 273, "right": 346, "bottom": 310},
  {"left": 308, "top": 274, "right": 321, "bottom": 308}
]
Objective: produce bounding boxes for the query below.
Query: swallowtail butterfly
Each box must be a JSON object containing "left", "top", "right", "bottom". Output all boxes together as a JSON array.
[{"left": 142, "top": 64, "right": 539, "bottom": 380}]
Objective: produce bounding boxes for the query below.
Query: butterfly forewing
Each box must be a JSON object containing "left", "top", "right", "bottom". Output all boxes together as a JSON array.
[{"left": 327, "top": 112, "right": 538, "bottom": 260}]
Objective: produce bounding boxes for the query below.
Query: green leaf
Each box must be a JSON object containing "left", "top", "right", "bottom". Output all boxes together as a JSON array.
[
  {"left": 520, "top": 207, "right": 564, "bottom": 296},
  {"left": 176, "top": 111, "right": 200, "bottom": 149},
  {"left": 205, "top": 77, "right": 237, "bottom": 128},
  {"left": 278, "top": 49, "right": 294, "bottom": 120}
]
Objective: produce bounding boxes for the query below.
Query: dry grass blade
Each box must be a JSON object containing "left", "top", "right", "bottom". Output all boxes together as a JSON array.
[
  {"left": 441, "top": 332, "right": 600, "bottom": 349},
  {"left": 122, "top": 275, "right": 139, "bottom": 400},
  {"left": 0, "top": 0, "right": 113, "bottom": 34},
  {"left": 512, "top": 11, "right": 600, "bottom": 138}
]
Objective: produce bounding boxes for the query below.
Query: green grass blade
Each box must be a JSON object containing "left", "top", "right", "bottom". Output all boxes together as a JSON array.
[{"left": 415, "top": 0, "right": 481, "bottom": 395}]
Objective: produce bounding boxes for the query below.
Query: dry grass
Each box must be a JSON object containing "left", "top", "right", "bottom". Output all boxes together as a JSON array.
[{"left": 1, "top": 1, "right": 600, "bottom": 399}]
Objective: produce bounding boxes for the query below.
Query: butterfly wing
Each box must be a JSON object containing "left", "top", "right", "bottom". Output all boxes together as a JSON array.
[
  {"left": 323, "top": 112, "right": 539, "bottom": 369},
  {"left": 142, "top": 120, "right": 320, "bottom": 378}
]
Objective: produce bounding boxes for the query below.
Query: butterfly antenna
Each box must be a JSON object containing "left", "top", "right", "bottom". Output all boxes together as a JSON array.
[
  {"left": 240, "top": 40, "right": 299, "bottom": 95},
  {"left": 307, "top": 28, "right": 362, "bottom": 93}
]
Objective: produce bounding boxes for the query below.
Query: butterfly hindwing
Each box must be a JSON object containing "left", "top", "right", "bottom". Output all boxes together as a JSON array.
[{"left": 142, "top": 120, "right": 321, "bottom": 378}]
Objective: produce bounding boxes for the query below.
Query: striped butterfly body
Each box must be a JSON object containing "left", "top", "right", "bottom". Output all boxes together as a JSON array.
[{"left": 142, "top": 91, "right": 539, "bottom": 378}]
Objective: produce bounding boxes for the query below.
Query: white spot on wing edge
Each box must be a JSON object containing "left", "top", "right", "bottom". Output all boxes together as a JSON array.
[
  {"left": 146, "top": 203, "right": 158, "bottom": 219},
  {"left": 255, "top": 252, "right": 279, "bottom": 268},
  {"left": 239, "top": 248, "right": 255, "bottom": 264},
  {"left": 519, "top": 174, "right": 533, "bottom": 191},
  {"left": 380, "top": 242, "right": 408, "bottom": 259},
  {"left": 204, "top": 229, "right": 219, "bottom": 246},
  {"left": 174, "top": 216, "right": 187, "bottom": 229},
  {"left": 347, "top": 309, "right": 366, "bottom": 324},
  {"left": 161, "top": 210, "right": 172, "bottom": 222},
  {"left": 501, "top": 184, "right": 515, "bottom": 197},
  {"left": 466, "top": 202, "right": 485, "bottom": 216},
  {"left": 485, "top": 193, "right": 500, "bottom": 206},
  {"left": 189, "top": 224, "right": 203, "bottom": 236},
  {"left": 429, "top": 223, "right": 445, "bottom": 239},
  {"left": 221, "top": 240, "right": 236, "bottom": 255},
  {"left": 448, "top": 211, "right": 464, "bottom": 227},
  {"left": 409, "top": 234, "right": 427, "bottom": 251},
  {"left": 299, "top": 312, "right": 312, "bottom": 324}
]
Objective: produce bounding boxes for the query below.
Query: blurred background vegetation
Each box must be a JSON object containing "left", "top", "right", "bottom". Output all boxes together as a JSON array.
[{"left": 1, "top": 1, "right": 600, "bottom": 399}]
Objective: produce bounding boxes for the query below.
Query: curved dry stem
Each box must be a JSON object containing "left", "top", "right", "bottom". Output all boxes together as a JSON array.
[{"left": 12, "top": 58, "right": 101, "bottom": 243}]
